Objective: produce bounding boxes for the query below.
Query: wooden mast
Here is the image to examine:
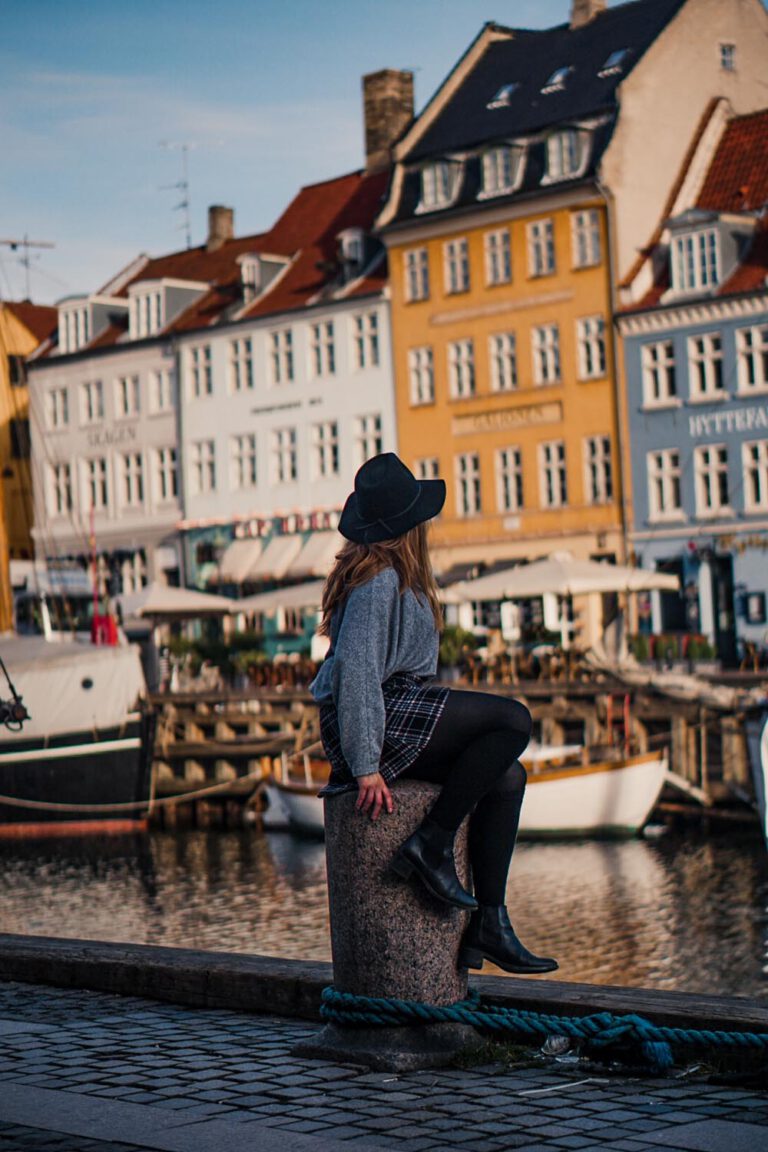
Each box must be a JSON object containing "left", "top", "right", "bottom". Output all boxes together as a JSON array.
[{"left": 0, "top": 305, "right": 15, "bottom": 633}]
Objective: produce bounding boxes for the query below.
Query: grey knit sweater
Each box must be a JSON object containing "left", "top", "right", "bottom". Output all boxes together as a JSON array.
[{"left": 309, "top": 567, "right": 440, "bottom": 779}]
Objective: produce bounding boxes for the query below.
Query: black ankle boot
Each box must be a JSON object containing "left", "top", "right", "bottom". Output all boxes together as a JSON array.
[
  {"left": 458, "top": 905, "right": 558, "bottom": 973},
  {"left": 390, "top": 818, "right": 478, "bottom": 911}
]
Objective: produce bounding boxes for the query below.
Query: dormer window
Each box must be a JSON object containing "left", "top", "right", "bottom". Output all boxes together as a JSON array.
[
  {"left": 479, "top": 145, "right": 524, "bottom": 198},
  {"left": 129, "top": 288, "right": 163, "bottom": 339},
  {"left": 542, "top": 67, "right": 572, "bottom": 94},
  {"left": 671, "top": 228, "right": 720, "bottom": 294},
  {"left": 545, "top": 129, "right": 587, "bottom": 182},
  {"left": 487, "top": 83, "right": 519, "bottom": 110},
  {"left": 59, "top": 301, "right": 90, "bottom": 354},
  {"left": 417, "top": 161, "right": 461, "bottom": 212},
  {"left": 240, "top": 255, "right": 262, "bottom": 300},
  {"left": 598, "top": 49, "right": 630, "bottom": 78}
]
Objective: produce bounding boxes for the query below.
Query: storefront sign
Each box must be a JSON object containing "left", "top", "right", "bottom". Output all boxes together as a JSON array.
[
  {"left": 86, "top": 425, "right": 138, "bottom": 448},
  {"left": 453, "top": 401, "right": 562, "bottom": 436},
  {"left": 688, "top": 404, "right": 768, "bottom": 439}
]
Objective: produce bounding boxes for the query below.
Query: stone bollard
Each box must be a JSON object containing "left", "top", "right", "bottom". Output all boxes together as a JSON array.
[{"left": 293, "top": 780, "right": 482, "bottom": 1070}]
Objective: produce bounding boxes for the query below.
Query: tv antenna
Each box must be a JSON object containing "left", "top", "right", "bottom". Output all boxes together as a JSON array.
[
  {"left": 0, "top": 235, "right": 56, "bottom": 299},
  {"left": 159, "top": 141, "right": 197, "bottom": 249}
]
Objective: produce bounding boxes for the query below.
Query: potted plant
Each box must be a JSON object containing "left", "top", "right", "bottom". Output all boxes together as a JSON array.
[{"left": 439, "top": 625, "right": 479, "bottom": 682}]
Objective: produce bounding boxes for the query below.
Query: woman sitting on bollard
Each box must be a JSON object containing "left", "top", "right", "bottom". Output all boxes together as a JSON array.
[{"left": 309, "top": 453, "right": 557, "bottom": 975}]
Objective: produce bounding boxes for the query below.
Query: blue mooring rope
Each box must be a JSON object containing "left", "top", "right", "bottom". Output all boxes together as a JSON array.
[{"left": 320, "top": 987, "right": 768, "bottom": 1073}]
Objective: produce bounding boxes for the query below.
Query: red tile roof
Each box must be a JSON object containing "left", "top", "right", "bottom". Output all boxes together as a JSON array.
[
  {"left": 5, "top": 300, "right": 58, "bottom": 344},
  {"left": 697, "top": 109, "right": 768, "bottom": 213},
  {"left": 64, "top": 167, "right": 391, "bottom": 351}
]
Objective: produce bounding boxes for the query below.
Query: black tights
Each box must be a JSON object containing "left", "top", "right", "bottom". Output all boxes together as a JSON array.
[{"left": 401, "top": 690, "right": 532, "bottom": 906}]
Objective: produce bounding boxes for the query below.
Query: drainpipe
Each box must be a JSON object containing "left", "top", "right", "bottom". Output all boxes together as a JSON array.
[{"left": 595, "top": 178, "right": 630, "bottom": 566}]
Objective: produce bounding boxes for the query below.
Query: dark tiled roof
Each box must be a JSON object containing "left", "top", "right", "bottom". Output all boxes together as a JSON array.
[
  {"left": 697, "top": 108, "right": 768, "bottom": 213},
  {"left": 4, "top": 300, "right": 58, "bottom": 344},
  {"left": 406, "top": 0, "right": 687, "bottom": 162}
]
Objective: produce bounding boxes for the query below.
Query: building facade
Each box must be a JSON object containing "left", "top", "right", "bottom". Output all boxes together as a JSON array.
[{"left": 619, "top": 109, "right": 768, "bottom": 664}]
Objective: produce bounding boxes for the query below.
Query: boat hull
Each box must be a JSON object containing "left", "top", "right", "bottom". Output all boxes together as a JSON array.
[
  {"left": 0, "top": 712, "right": 153, "bottom": 837},
  {"left": 264, "top": 750, "right": 668, "bottom": 841}
]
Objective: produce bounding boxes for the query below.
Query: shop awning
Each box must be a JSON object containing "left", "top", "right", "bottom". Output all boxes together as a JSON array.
[
  {"left": 218, "top": 538, "right": 264, "bottom": 584},
  {"left": 236, "top": 579, "right": 325, "bottom": 616},
  {"left": 284, "top": 531, "right": 342, "bottom": 580},
  {"left": 244, "top": 534, "right": 303, "bottom": 582}
]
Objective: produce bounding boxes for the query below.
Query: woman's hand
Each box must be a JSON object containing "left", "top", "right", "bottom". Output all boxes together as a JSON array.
[{"left": 355, "top": 772, "right": 394, "bottom": 822}]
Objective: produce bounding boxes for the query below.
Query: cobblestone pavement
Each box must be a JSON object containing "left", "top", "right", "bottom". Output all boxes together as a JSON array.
[{"left": 0, "top": 981, "right": 766, "bottom": 1152}]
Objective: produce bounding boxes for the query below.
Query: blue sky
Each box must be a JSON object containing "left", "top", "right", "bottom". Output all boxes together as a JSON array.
[{"left": 0, "top": 0, "right": 577, "bottom": 303}]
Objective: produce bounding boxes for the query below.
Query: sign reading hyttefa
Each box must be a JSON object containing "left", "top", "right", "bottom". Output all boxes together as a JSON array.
[{"left": 689, "top": 404, "right": 768, "bottom": 439}]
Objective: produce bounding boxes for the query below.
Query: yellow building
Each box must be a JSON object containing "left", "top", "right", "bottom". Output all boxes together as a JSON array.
[{"left": 0, "top": 301, "right": 57, "bottom": 562}]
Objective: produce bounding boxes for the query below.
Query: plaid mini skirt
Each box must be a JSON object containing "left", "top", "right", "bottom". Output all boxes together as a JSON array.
[{"left": 318, "top": 672, "right": 449, "bottom": 797}]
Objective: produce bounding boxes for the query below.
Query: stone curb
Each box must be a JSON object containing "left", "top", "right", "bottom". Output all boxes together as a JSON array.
[{"left": 0, "top": 933, "right": 767, "bottom": 1037}]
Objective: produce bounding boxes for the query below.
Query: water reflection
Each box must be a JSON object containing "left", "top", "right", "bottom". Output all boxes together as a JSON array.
[{"left": 0, "top": 828, "right": 765, "bottom": 997}]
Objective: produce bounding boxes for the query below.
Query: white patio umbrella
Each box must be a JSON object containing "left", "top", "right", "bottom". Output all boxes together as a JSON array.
[
  {"left": 448, "top": 552, "right": 680, "bottom": 603},
  {"left": 114, "top": 581, "right": 237, "bottom": 620},
  {"left": 235, "top": 579, "right": 326, "bottom": 615}
]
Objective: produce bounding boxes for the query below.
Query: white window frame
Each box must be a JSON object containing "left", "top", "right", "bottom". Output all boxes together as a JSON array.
[
  {"left": 60, "top": 306, "right": 90, "bottom": 354},
  {"left": 671, "top": 229, "right": 720, "bottom": 294},
  {"left": 269, "top": 328, "right": 294, "bottom": 385},
  {"left": 479, "top": 146, "right": 523, "bottom": 198},
  {"left": 231, "top": 433, "right": 258, "bottom": 489},
  {"left": 418, "top": 161, "right": 460, "bottom": 212},
  {"left": 414, "top": 457, "right": 439, "bottom": 480},
  {"left": 271, "top": 427, "right": 298, "bottom": 484},
  {"left": 154, "top": 446, "right": 178, "bottom": 504},
  {"left": 532, "top": 324, "right": 561, "bottom": 385},
  {"left": 539, "top": 441, "right": 568, "bottom": 509},
  {"left": 354, "top": 413, "right": 383, "bottom": 466},
  {"left": 46, "top": 387, "right": 69, "bottom": 430},
  {"left": 310, "top": 321, "right": 336, "bottom": 378},
  {"left": 189, "top": 440, "right": 216, "bottom": 495},
  {"left": 80, "top": 380, "right": 104, "bottom": 426},
  {"left": 743, "top": 440, "right": 768, "bottom": 513},
  {"left": 404, "top": 248, "right": 429, "bottom": 302},
  {"left": 353, "top": 311, "right": 380, "bottom": 370},
  {"left": 736, "top": 325, "right": 768, "bottom": 394},
  {"left": 495, "top": 447, "right": 523, "bottom": 512},
  {"left": 120, "top": 451, "right": 144, "bottom": 509},
  {"left": 444, "top": 238, "right": 470, "bottom": 294},
  {"left": 408, "top": 346, "right": 435, "bottom": 406},
  {"left": 189, "top": 345, "right": 213, "bottom": 398},
  {"left": 230, "top": 337, "right": 254, "bottom": 392},
  {"left": 148, "top": 369, "right": 173, "bottom": 414},
  {"left": 584, "top": 436, "right": 613, "bottom": 506},
  {"left": 720, "top": 42, "right": 736, "bottom": 71},
  {"left": 576, "top": 316, "right": 606, "bottom": 380},
  {"left": 527, "top": 219, "right": 555, "bottom": 277},
  {"left": 571, "top": 209, "right": 602, "bottom": 268},
  {"left": 49, "top": 462, "right": 73, "bottom": 516},
  {"left": 484, "top": 229, "right": 512, "bottom": 285},
  {"left": 694, "top": 444, "right": 730, "bottom": 517},
  {"left": 544, "top": 130, "right": 587, "bottom": 182},
  {"left": 129, "top": 290, "right": 163, "bottom": 339},
  {"left": 647, "top": 449, "right": 683, "bottom": 521},
  {"left": 688, "top": 333, "right": 725, "bottom": 401},
  {"left": 642, "top": 341, "right": 678, "bottom": 407},
  {"left": 455, "top": 452, "right": 481, "bottom": 516},
  {"left": 311, "top": 421, "right": 340, "bottom": 480},
  {"left": 489, "top": 332, "right": 517, "bottom": 393},
  {"left": 84, "top": 456, "right": 108, "bottom": 511},
  {"left": 115, "top": 374, "right": 140, "bottom": 419},
  {"left": 447, "top": 339, "right": 476, "bottom": 399}
]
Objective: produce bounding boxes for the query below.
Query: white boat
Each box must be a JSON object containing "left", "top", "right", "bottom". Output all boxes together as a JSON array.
[{"left": 260, "top": 743, "right": 668, "bottom": 840}]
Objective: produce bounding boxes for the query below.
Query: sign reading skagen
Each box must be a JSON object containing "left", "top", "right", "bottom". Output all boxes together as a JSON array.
[
  {"left": 688, "top": 404, "right": 768, "bottom": 439},
  {"left": 86, "top": 425, "right": 138, "bottom": 448},
  {"left": 452, "top": 401, "right": 562, "bottom": 436}
]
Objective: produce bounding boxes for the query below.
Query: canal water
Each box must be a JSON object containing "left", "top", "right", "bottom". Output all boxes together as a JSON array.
[{"left": 1, "top": 826, "right": 766, "bottom": 998}]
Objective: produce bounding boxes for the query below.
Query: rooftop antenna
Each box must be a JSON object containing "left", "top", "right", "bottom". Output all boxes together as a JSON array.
[
  {"left": 159, "top": 141, "right": 197, "bottom": 249},
  {"left": 0, "top": 235, "right": 56, "bottom": 299}
]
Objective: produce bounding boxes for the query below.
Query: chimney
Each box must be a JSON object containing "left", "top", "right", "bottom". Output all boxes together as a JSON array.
[
  {"left": 363, "top": 69, "right": 414, "bottom": 172},
  {"left": 571, "top": 0, "right": 607, "bottom": 28},
  {"left": 207, "top": 205, "right": 234, "bottom": 251}
]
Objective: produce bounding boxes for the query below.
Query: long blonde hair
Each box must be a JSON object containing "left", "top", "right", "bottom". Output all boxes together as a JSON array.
[{"left": 318, "top": 521, "right": 444, "bottom": 638}]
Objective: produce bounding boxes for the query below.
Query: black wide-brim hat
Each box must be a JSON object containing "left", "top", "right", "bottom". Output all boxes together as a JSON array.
[{"left": 338, "top": 452, "right": 446, "bottom": 545}]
